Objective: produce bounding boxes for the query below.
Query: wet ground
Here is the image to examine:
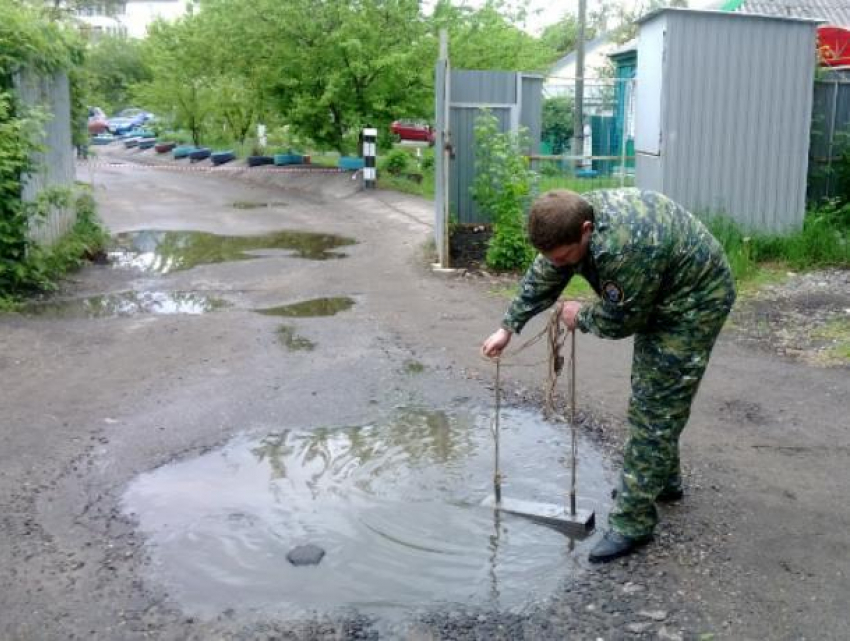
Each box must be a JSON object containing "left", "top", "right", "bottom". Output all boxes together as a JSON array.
[
  {"left": 123, "top": 407, "right": 612, "bottom": 621},
  {"left": 1, "top": 147, "right": 849, "bottom": 640}
]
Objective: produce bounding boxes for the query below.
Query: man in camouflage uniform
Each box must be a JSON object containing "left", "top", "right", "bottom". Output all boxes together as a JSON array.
[{"left": 482, "top": 188, "right": 736, "bottom": 563}]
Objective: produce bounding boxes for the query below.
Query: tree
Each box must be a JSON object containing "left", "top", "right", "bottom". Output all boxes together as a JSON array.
[
  {"left": 542, "top": 96, "right": 574, "bottom": 155},
  {"left": 132, "top": 17, "right": 215, "bottom": 145},
  {"left": 83, "top": 34, "right": 150, "bottom": 113},
  {"left": 430, "top": 0, "right": 558, "bottom": 71},
  {"left": 218, "top": 0, "right": 433, "bottom": 153},
  {"left": 599, "top": 0, "right": 689, "bottom": 44}
]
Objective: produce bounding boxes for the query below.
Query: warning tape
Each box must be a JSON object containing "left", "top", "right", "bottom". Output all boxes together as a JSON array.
[{"left": 79, "top": 159, "right": 349, "bottom": 175}]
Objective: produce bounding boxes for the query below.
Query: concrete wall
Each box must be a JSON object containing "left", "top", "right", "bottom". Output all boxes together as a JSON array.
[{"left": 14, "top": 70, "right": 76, "bottom": 247}]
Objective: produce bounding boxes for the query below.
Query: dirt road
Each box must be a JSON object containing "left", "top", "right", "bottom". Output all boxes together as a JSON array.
[{"left": 1, "top": 152, "right": 848, "bottom": 640}]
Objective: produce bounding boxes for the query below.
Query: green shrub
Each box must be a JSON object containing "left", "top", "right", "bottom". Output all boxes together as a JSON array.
[
  {"left": 420, "top": 148, "right": 435, "bottom": 171},
  {"left": 471, "top": 111, "right": 537, "bottom": 271},
  {"left": 381, "top": 149, "right": 409, "bottom": 175}
]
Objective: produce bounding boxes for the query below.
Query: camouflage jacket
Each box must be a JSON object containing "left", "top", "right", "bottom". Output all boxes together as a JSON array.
[{"left": 502, "top": 189, "right": 736, "bottom": 338}]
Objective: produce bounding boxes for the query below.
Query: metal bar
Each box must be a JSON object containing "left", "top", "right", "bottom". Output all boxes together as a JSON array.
[
  {"left": 494, "top": 358, "right": 502, "bottom": 504},
  {"left": 569, "top": 330, "right": 577, "bottom": 517},
  {"left": 527, "top": 155, "right": 637, "bottom": 161},
  {"left": 449, "top": 102, "right": 516, "bottom": 109}
]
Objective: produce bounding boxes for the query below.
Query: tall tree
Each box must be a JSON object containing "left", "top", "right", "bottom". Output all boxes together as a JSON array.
[
  {"left": 228, "top": 0, "right": 432, "bottom": 153},
  {"left": 430, "top": 0, "right": 557, "bottom": 71},
  {"left": 83, "top": 34, "right": 150, "bottom": 113},
  {"left": 133, "top": 17, "right": 215, "bottom": 145}
]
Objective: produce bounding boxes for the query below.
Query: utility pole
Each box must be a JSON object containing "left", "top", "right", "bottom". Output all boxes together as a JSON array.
[{"left": 573, "top": 0, "right": 587, "bottom": 162}]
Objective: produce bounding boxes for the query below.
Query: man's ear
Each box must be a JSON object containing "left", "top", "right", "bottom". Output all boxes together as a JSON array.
[{"left": 582, "top": 220, "right": 593, "bottom": 234}]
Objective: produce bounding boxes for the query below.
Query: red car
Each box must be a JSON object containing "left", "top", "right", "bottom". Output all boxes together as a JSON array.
[{"left": 390, "top": 120, "right": 435, "bottom": 144}]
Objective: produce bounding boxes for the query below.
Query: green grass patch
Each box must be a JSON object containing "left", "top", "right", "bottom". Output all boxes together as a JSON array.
[
  {"left": 537, "top": 174, "right": 634, "bottom": 194},
  {"left": 378, "top": 171, "right": 435, "bottom": 198},
  {"left": 811, "top": 318, "right": 850, "bottom": 365},
  {"left": 703, "top": 202, "right": 849, "bottom": 289},
  {"left": 488, "top": 275, "right": 593, "bottom": 301}
]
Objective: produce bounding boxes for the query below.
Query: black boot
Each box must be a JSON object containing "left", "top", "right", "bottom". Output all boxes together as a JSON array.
[
  {"left": 656, "top": 486, "right": 684, "bottom": 503},
  {"left": 588, "top": 530, "right": 652, "bottom": 563}
]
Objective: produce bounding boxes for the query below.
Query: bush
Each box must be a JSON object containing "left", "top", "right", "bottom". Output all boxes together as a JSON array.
[
  {"left": 471, "top": 111, "right": 537, "bottom": 271},
  {"left": 381, "top": 149, "right": 409, "bottom": 175}
]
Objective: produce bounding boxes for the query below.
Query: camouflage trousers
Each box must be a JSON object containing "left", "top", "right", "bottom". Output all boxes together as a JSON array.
[{"left": 608, "top": 307, "right": 733, "bottom": 538}]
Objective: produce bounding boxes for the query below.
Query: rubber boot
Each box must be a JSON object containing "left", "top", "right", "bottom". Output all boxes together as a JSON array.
[{"left": 588, "top": 530, "right": 652, "bottom": 564}]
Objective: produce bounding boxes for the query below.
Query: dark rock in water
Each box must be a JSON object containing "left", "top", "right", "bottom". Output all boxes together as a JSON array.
[{"left": 286, "top": 544, "right": 325, "bottom": 566}]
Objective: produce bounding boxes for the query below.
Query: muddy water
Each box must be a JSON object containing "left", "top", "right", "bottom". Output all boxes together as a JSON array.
[
  {"left": 109, "top": 229, "right": 356, "bottom": 273},
  {"left": 123, "top": 407, "right": 613, "bottom": 619},
  {"left": 255, "top": 297, "right": 355, "bottom": 317},
  {"left": 19, "top": 291, "right": 228, "bottom": 319}
]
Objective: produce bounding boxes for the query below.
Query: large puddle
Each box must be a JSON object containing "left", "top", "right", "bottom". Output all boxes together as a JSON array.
[
  {"left": 123, "top": 407, "right": 613, "bottom": 620},
  {"left": 19, "top": 291, "right": 229, "bottom": 319},
  {"left": 109, "top": 229, "right": 356, "bottom": 273}
]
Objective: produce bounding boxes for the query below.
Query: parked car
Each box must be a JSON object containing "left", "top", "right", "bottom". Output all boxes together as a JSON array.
[
  {"left": 108, "top": 107, "right": 155, "bottom": 135},
  {"left": 87, "top": 106, "right": 108, "bottom": 135},
  {"left": 390, "top": 120, "right": 435, "bottom": 144}
]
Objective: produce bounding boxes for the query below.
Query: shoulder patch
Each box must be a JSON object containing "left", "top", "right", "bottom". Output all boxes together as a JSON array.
[{"left": 602, "top": 280, "right": 624, "bottom": 304}]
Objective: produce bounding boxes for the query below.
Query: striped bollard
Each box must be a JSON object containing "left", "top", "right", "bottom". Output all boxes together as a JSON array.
[{"left": 363, "top": 128, "right": 377, "bottom": 189}]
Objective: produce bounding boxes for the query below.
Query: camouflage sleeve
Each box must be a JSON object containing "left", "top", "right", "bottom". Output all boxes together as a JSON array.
[
  {"left": 501, "top": 255, "right": 573, "bottom": 334},
  {"left": 575, "top": 247, "right": 662, "bottom": 339}
]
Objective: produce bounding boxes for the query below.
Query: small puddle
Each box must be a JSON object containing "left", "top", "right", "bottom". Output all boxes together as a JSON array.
[
  {"left": 255, "top": 297, "right": 355, "bottom": 317},
  {"left": 123, "top": 407, "right": 613, "bottom": 619},
  {"left": 277, "top": 324, "right": 315, "bottom": 351},
  {"left": 109, "top": 229, "right": 355, "bottom": 273},
  {"left": 18, "top": 291, "right": 229, "bottom": 319}
]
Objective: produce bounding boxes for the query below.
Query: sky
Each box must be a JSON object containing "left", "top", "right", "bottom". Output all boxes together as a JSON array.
[{"left": 423, "top": 0, "right": 721, "bottom": 35}]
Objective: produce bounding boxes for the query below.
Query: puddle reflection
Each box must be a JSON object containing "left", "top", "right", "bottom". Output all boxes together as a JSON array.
[{"left": 123, "top": 407, "right": 613, "bottom": 618}]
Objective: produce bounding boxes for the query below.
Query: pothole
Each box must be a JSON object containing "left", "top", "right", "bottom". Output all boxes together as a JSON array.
[
  {"left": 254, "top": 297, "right": 355, "bottom": 317},
  {"left": 108, "top": 229, "right": 356, "bottom": 273},
  {"left": 18, "top": 291, "right": 229, "bottom": 318},
  {"left": 122, "top": 407, "right": 613, "bottom": 619}
]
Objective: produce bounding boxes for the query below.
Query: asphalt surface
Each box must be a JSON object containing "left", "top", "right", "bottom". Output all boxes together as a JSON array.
[{"left": 1, "top": 150, "right": 848, "bottom": 640}]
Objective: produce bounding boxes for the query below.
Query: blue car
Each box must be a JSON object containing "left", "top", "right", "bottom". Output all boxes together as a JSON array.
[{"left": 108, "top": 108, "right": 155, "bottom": 135}]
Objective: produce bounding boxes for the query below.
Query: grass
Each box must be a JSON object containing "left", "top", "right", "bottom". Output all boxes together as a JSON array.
[
  {"left": 378, "top": 172, "right": 434, "bottom": 198},
  {"left": 537, "top": 174, "right": 634, "bottom": 194},
  {"left": 489, "top": 276, "right": 594, "bottom": 301},
  {"left": 703, "top": 202, "right": 849, "bottom": 288},
  {"left": 0, "top": 191, "right": 109, "bottom": 309},
  {"left": 811, "top": 318, "right": 850, "bottom": 365}
]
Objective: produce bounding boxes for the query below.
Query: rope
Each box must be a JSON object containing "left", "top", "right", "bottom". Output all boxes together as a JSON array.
[{"left": 487, "top": 304, "right": 580, "bottom": 515}]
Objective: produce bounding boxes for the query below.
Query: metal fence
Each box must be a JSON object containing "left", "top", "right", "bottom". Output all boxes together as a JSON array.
[
  {"left": 534, "top": 76, "right": 637, "bottom": 194},
  {"left": 808, "top": 77, "right": 850, "bottom": 203},
  {"left": 14, "top": 69, "right": 76, "bottom": 247}
]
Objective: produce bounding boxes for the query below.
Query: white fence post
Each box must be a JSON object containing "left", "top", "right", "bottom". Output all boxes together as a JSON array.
[{"left": 363, "top": 128, "right": 377, "bottom": 189}]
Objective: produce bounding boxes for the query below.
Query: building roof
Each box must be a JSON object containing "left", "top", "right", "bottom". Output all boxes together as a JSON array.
[
  {"left": 550, "top": 32, "right": 619, "bottom": 74},
  {"left": 723, "top": 0, "right": 849, "bottom": 26}
]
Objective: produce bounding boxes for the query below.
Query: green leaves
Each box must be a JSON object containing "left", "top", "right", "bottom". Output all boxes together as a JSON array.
[{"left": 471, "top": 111, "right": 538, "bottom": 272}]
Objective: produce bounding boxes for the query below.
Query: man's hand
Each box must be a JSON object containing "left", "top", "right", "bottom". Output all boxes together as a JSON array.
[
  {"left": 560, "top": 300, "right": 583, "bottom": 331},
  {"left": 482, "top": 328, "right": 512, "bottom": 358}
]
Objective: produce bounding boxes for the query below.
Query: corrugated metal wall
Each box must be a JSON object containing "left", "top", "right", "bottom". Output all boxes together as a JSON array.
[
  {"left": 636, "top": 9, "right": 818, "bottom": 232},
  {"left": 809, "top": 78, "right": 850, "bottom": 202},
  {"left": 450, "top": 106, "right": 512, "bottom": 223},
  {"left": 14, "top": 70, "right": 76, "bottom": 246},
  {"left": 444, "top": 70, "right": 542, "bottom": 224}
]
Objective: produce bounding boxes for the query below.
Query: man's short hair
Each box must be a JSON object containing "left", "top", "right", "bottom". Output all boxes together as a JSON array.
[{"left": 527, "top": 190, "right": 594, "bottom": 251}]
